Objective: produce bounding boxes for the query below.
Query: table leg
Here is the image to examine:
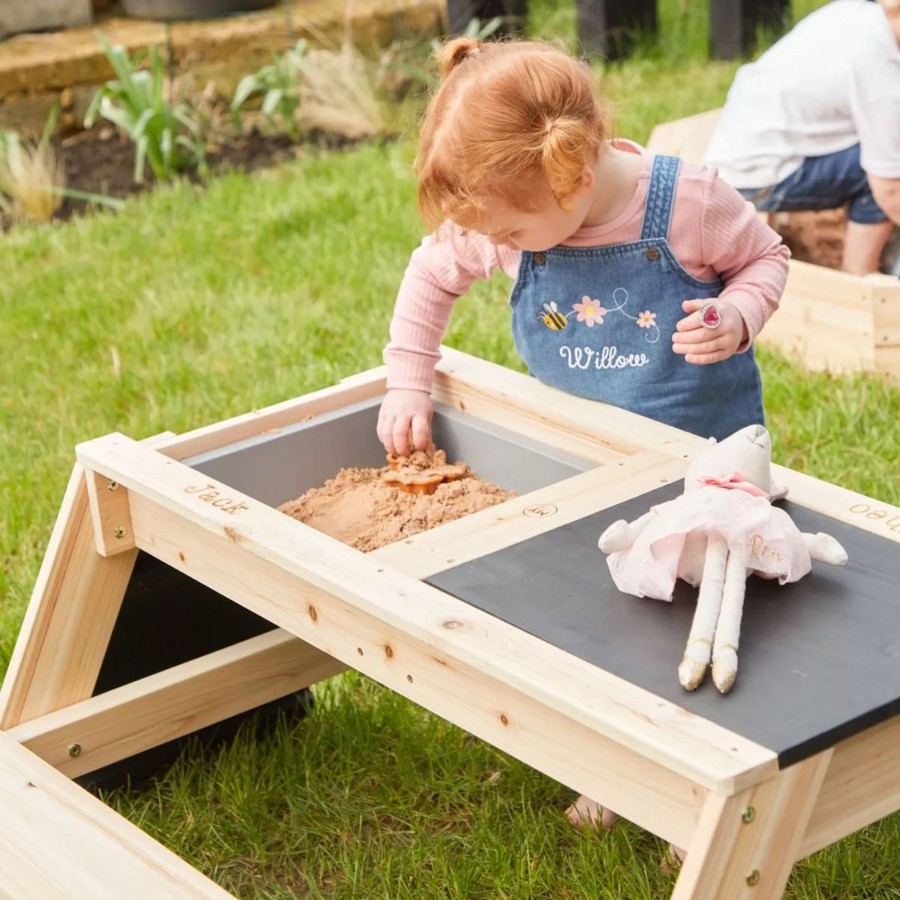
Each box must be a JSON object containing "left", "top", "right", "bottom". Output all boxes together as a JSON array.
[{"left": 672, "top": 750, "right": 832, "bottom": 899}]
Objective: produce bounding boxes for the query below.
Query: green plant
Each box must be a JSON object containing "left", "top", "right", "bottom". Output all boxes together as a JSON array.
[
  {"left": 85, "top": 32, "right": 205, "bottom": 183},
  {"left": 0, "top": 103, "right": 65, "bottom": 223},
  {"left": 442, "top": 14, "right": 505, "bottom": 46},
  {"left": 230, "top": 39, "right": 308, "bottom": 139},
  {"left": 0, "top": 130, "right": 65, "bottom": 223},
  {"left": 0, "top": 106, "right": 123, "bottom": 224},
  {"left": 379, "top": 17, "right": 505, "bottom": 102}
]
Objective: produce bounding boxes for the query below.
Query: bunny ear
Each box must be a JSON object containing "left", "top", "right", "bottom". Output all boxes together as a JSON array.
[{"left": 769, "top": 481, "right": 789, "bottom": 502}]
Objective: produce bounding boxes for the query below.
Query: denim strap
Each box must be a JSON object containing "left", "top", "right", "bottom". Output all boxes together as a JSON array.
[{"left": 640, "top": 154, "right": 682, "bottom": 241}]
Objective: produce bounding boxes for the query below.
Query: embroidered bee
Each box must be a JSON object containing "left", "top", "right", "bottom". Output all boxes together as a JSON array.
[{"left": 539, "top": 301, "right": 570, "bottom": 331}]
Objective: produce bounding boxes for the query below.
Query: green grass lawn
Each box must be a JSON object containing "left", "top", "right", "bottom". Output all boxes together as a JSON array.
[{"left": 2, "top": 0, "right": 899, "bottom": 896}]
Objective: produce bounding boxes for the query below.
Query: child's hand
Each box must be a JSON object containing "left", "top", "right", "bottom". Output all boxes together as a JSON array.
[
  {"left": 377, "top": 388, "right": 433, "bottom": 456},
  {"left": 672, "top": 299, "right": 747, "bottom": 365}
]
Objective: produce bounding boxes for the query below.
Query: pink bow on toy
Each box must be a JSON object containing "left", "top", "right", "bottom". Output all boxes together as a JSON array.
[{"left": 698, "top": 472, "right": 769, "bottom": 498}]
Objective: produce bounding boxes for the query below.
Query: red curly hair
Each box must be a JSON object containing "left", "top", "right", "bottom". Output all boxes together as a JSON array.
[{"left": 416, "top": 38, "right": 611, "bottom": 231}]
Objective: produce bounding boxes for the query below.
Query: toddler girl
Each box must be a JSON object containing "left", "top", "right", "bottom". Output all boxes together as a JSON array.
[
  {"left": 378, "top": 38, "right": 789, "bottom": 459},
  {"left": 377, "top": 35, "right": 790, "bottom": 839}
]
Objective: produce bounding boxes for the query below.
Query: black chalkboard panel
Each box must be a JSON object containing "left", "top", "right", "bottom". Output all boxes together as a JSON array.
[{"left": 428, "top": 483, "right": 900, "bottom": 767}]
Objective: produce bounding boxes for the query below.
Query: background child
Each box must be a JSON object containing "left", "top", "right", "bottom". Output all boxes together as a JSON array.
[
  {"left": 376, "top": 34, "right": 790, "bottom": 839},
  {"left": 378, "top": 38, "right": 789, "bottom": 460},
  {"left": 704, "top": 0, "right": 900, "bottom": 275}
]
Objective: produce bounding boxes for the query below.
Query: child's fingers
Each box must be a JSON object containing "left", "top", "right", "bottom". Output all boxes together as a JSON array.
[
  {"left": 677, "top": 298, "right": 708, "bottom": 324},
  {"left": 410, "top": 415, "right": 431, "bottom": 451},
  {"left": 673, "top": 341, "right": 733, "bottom": 359},
  {"left": 672, "top": 328, "right": 739, "bottom": 362},
  {"left": 672, "top": 326, "right": 738, "bottom": 350},
  {"left": 673, "top": 327, "right": 726, "bottom": 347},
  {"left": 391, "top": 417, "right": 414, "bottom": 456},
  {"left": 682, "top": 347, "right": 735, "bottom": 365},
  {"left": 676, "top": 298, "right": 734, "bottom": 334},
  {"left": 380, "top": 419, "right": 425, "bottom": 456},
  {"left": 674, "top": 315, "right": 703, "bottom": 333},
  {"left": 376, "top": 414, "right": 395, "bottom": 454}
]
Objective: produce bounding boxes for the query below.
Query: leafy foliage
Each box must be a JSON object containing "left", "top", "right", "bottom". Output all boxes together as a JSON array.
[
  {"left": 230, "top": 39, "right": 308, "bottom": 139},
  {"left": 85, "top": 33, "right": 206, "bottom": 182},
  {"left": 380, "top": 16, "right": 505, "bottom": 99},
  {"left": 0, "top": 106, "right": 122, "bottom": 222}
]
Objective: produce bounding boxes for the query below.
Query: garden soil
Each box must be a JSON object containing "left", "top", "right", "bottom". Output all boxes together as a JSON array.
[
  {"left": 50, "top": 125, "right": 299, "bottom": 223},
  {"left": 278, "top": 446, "right": 515, "bottom": 553},
  {"left": 773, "top": 209, "right": 845, "bottom": 270},
  {"left": 0, "top": 123, "right": 322, "bottom": 231}
]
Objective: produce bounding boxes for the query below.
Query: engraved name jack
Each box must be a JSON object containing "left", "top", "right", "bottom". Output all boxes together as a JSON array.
[{"left": 184, "top": 482, "right": 250, "bottom": 514}]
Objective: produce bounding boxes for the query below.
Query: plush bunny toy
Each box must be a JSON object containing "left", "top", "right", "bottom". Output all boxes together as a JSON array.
[{"left": 598, "top": 425, "right": 848, "bottom": 693}]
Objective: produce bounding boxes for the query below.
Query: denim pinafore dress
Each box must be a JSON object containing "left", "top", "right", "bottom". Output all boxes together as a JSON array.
[{"left": 509, "top": 155, "right": 764, "bottom": 440}]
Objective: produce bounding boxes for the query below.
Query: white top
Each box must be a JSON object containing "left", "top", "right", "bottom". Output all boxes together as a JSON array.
[{"left": 704, "top": 0, "right": 900, "bottom": 188}]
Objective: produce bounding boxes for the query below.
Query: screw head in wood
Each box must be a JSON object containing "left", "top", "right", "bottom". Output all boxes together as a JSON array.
[
  {"left": 114, "top": 526, "right": 126, "bottom": 539},
  {"left": 106, "top": 480, "right": 119, "bottom": 491},
  {"left": 742, "top": 806, "right": 756, "bottom": 823},
  {"left": 746, "top": 869, "right": 760, "bottom": 886},
  {"left": 68, "top": 743, "right": 82, "bottom": 758}
]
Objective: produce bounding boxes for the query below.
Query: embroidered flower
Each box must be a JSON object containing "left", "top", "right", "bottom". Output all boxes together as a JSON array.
[
  {"left": 636, "top": 310, "right": 657, "bottom": 329},
  {"left": 572, "top": 296, "right": 606, "bottom": 327}
]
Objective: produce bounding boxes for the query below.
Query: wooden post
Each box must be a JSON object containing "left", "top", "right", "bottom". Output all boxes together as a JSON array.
[
  {"left": 0, "top": 466, "right": 137, "bottom": 729},
  {"left": 0, "top": 732, "right": 231, "bottom": 899},
  {"left": 577, "top": 0, "right": 657, "bottom": 60},
  {"left": 672, "top": 751, "right": 833, "bottom": 899},
  {"left": 709, "top": 0, "right": 790, "bottom": 60},
  {"left": 446, "top": 0, "right": 527, "bottom": 36}
]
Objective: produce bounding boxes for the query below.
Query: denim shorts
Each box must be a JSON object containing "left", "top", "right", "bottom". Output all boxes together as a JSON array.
[{"left": 738, "top": 144, "right": 889, "bottom": 225}]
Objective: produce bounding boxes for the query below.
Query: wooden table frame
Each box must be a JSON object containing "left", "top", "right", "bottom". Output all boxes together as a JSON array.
[{"left": 1, "top": 349, "right": 898, "bottom": 898}]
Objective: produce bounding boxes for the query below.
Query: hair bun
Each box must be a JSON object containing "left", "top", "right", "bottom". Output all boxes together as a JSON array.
[{"left": 438, "top": 37, "right": 481, "bottom": 79}]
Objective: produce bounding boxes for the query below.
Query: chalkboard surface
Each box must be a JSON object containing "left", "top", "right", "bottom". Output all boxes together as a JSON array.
[{"left": 428, "top": 483, "right": 900, "bottom": 766}]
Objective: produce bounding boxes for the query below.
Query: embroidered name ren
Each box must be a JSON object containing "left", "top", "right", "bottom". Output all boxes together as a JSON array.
[{"left": 749, "top": 533, "right": 784, "bottom": 563}]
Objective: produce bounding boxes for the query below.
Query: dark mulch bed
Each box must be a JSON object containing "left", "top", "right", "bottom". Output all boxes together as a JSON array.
[
  {"left": 49, "top": 125, "right": 301, "bottom": 224},
  {"left": 1, "top": 121, "right": 329, "bottom": 231}
]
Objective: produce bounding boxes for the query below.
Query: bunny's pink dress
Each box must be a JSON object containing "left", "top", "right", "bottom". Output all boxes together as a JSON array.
[{"left": 605, "top": 480, "right": 813, "bottom": 602}]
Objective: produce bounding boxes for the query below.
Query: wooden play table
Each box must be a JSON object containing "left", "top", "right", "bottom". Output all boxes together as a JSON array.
[{"left": 1, "top": 348, "right": 898, "bottom": 898}]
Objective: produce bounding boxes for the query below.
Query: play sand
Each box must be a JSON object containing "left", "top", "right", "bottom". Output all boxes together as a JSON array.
[{"left": 278, "top": 443, "right": 515, "bottom": 552}]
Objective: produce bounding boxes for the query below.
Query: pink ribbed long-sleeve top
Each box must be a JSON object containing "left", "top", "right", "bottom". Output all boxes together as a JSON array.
[{"left": 385, "top": 142, "right": 790, "bottom": 392}]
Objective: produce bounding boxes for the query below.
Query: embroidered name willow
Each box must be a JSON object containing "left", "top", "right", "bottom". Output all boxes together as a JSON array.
[{"left": 559, "top": 344, "right": 650, "bottom": 370}]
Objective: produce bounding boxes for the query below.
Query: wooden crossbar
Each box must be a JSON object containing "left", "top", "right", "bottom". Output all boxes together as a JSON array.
[{"left": 0, "top": 731, "right": 230, "bottom": 899}]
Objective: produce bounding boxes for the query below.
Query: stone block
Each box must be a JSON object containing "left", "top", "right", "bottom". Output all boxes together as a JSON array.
[{"left": 0, "top": 0, "right": 92, "bottom": 40}]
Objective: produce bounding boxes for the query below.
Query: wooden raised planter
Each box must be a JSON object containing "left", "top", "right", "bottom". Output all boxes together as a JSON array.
[
  {"left": 1, "top": 348, "right": 898, "bottom": 898},
  {"left": 647, "top": 109, "right": 900, "bottom": 379}
]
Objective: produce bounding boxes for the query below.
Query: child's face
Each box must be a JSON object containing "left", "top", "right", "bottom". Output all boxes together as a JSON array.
[{"left": 469, "top": 189, "right": 590, "bottom": 252}]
